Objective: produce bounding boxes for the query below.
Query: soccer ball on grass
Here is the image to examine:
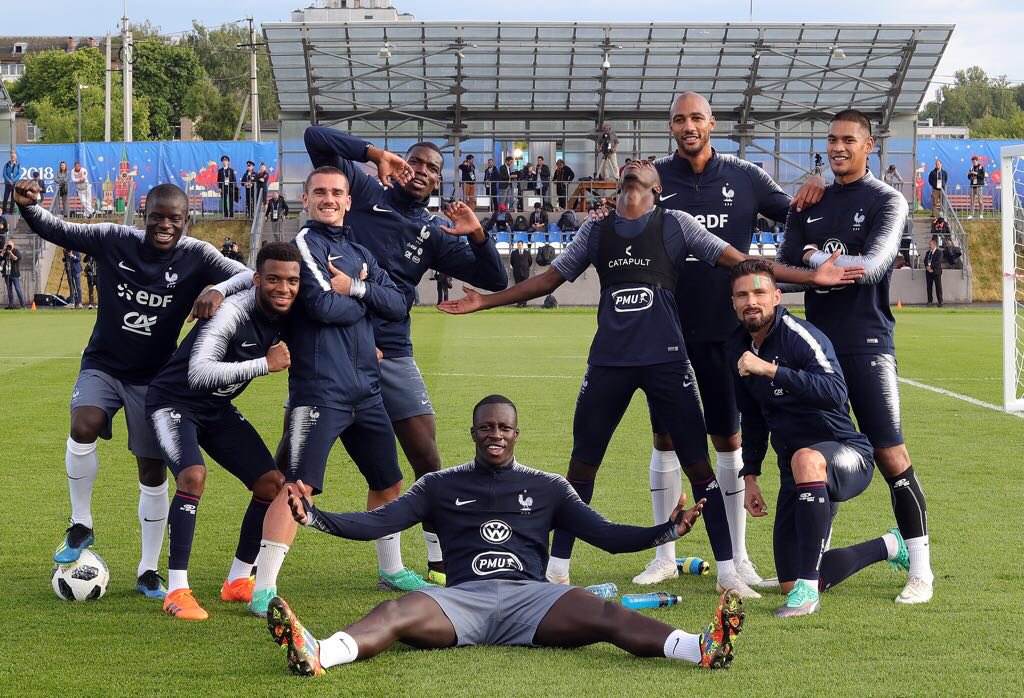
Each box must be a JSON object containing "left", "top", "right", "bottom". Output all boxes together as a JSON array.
[{"left": 51, "top": 549, "right": 110, "bottom": 601}]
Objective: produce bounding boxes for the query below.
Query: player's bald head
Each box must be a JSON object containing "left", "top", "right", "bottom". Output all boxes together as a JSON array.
[{"left": 670, "top": 92, "right": 712, "bottom": 119}]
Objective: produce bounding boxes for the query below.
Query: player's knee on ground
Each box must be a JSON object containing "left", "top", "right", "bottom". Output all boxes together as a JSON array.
[
  {"left": 873, "top": 444, "right": 912, "bottom": 477},
  {"left": 680, "top": 459, "right": 714, "bottom": 482},
  {"left": 69, "top": 406, "right": 106, "bottom": 443},
  {"left": 252, "top": 470, "right": 285, "bottom": 501},
  {"left": 176, "top": 464, "right": 207, "bottom": 495},
  {"left": 652, "top": 432, "right": 673, "bottom": 451},
  {"left": 791, "top": 448, "right": 827, "bottom": 483},
  {"left": 136, "top": 456, "right": 168, "bottom": 486}
]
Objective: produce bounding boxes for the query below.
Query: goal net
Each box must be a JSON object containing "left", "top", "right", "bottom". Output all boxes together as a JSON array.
[{"left": 1002, "top": 144, "right": 1024, "bottom": 413}]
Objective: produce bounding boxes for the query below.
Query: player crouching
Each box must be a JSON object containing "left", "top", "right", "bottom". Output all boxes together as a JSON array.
[
  {"left": 145, "top": 243, "right": 301, "bottom": 619},
  {"left": 266, "top": 395, "right": 744, "bottom": 674}
]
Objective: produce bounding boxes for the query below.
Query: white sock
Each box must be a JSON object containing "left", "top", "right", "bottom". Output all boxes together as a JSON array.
[
  {"left": 547, "top": 556, "right": 570, "bottom": 579},
  {"left": 715, "top": 450, "right": 748, "bottom": 562},
  {"left": 319, "top": 631, "right": 359, "bottom": 668},
  {"left": 906, "top": 536, "right": 934, "bottom": 584},
  {"left": 375, "top": 533, "right": 404, "bottom": 575},
  {"left": 881, "top": 532, "right": 900, "bottom": 560},
  {"left": 796, "top": 578, "right": 819, "bottom": 591},
  {"left": 254, "top": 540, "right": 289, "bottom": 592},
  {"left": 227, "top": 557, "right": 254, "bottom": 583},
  {"left": 663, "top": 629, "right": 702, "bottom": 664},
  {"left": 716, "top": 559, "right": 737, "bottom": 580},
  {"left": 423, "top": 531, "right": 443, "bottom": 563},
  {"left": 66, "top": 437, "right": 98, "bottom": 528},
  {"left": 649, "top": 448, "right": 682, "bottom": 562},
  {"left": 168, "top": 569, "right": 189, "bottom": 593},
  {"left": 138, "top": 481, "right": 168, "bottom": 577}
]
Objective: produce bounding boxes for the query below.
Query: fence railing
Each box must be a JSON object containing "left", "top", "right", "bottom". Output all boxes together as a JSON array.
[
  {"left": 247, "top": 188, "right": 266, "bottom": 269},
  {"left": 123, "top": 180, "right": 137, "bottom": 227},
  {"left": 939, "top": 192, "right": 972, "bottom": 284}
]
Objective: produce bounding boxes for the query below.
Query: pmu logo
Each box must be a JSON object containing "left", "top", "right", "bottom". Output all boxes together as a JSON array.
[
  {"left": 852, "top": 210, "right": 865, "bottom": 231},
  {"left": 165, "top": 270, "right": 179, "bottom": 289},
  {"left": 122, "top": 312, "right": 158, "bottom": 336},
  {"left": 480, "top": 519, "right": 512, "bottom": 544},
  {"left": 611, "top": 287, "right": 653, "bottom": 313},
  {"left": 471, "top": 551, "right": 524, "bottom": 576},
  {"left": 722, "top": 184, "right": 735, "bottom": 207}
]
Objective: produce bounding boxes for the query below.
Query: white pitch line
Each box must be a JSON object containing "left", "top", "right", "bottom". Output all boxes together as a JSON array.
[
  {"left": 423, "top": 371, "right": 581, "bottom": 380},
  {"left": 898, "top": 377, "right": 1024, "bottom": 420}
]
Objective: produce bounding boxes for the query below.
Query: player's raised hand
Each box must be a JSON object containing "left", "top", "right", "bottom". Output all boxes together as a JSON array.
[
  {"left": 266, "top": 341, "right": 290, "bottom": 372},
  {"left": 586, "top": 203, "right": 612, "bottom": 221},
  {"left": 369, "top": 146, "right": 413, "bottom": 188},
  {"left": 327, "top": 261, "right": 354, "bottom": 295},
  {"left": 13, "top": 179, "right": 40, "bottom": 207},
  {"left": 439, "top": 201, "right": 485, "bottom": 238},
  {"left": 437, "top": 286, "right": 485, "bottom": 315},
  {"left": 791, "top": 174, "right": 826, "bottom": 212},
  {"left": 287, "top": 480, "right": 315, "bottom": 525},
  {"left": 671, "top": 497, "right": 706, "bottom": 536},
  {"left": 813, "top": 250, "right": 864, "bottom": 286},
  {"left": 188, "top": 288, "right": 225, "bottom": 322},
  {"left": 744, "top": 477, "right": 768, "bottom": 517}
]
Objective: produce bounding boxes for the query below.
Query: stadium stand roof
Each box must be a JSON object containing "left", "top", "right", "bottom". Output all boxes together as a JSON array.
[{"left": 263, "top": 21, "right": 953, "bottom": 139}]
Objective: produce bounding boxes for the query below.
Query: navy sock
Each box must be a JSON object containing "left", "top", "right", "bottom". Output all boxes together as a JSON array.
[
  {"left": 885, "top": 466, "right": 928, "bottom": 539},
  {"left": 693, "top": 476, "right": 733, "bottom": 562},
  {"left": 795, "top": 481, "right": 830, "bottom": 581},
  {"left": 168, "top": 491, "right": 201, "bottom": 571},
  {"left": 550, "top": 477, "right": 595, "bottom": 559},
  {"left": 819, "top": 538, "right": 888, "bottom": 591},
  {"left": 235, "top": 496, "right": 272, "bottom": 564}
]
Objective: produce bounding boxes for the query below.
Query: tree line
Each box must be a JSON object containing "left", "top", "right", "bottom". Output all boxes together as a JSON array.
[{"left": 919, "top": 66, "right": 1024, "bottom": 138}]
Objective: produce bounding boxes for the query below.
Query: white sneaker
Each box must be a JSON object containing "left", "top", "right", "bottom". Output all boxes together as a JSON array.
[
  {"left": 895, "top": 576, "right": 933, "bottom": 604},
  {"left": 716, "top": 573, "right": 762, "bottom": 599},
  {"left": 545, "top": 570, "right": 570, "bottom": 585},
  {"left": 736, "top": 558, "right": 779, "bottom": 589},
  {"left": 631, "top": 558, "right": 679, "bottom": 585}
]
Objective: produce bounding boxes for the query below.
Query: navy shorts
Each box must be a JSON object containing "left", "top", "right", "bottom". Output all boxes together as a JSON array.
[
  {"left": 838, "top": 353, "right": 904, "bottom": 449},
  {"left": 380, "top": 356, "right": 435, "bottom": 422},
  {"left": 285, "top": 402, "right": 401, "bottom": 495},
  {"left": 71, "top": 368, "right": 162, "bottom": 459},
  {"left": 649, "top": 341, "right": 739, "bottom": 438},
  {"left": 147, "top": 403, "right": 277, "bottom": 489},
  {"left": 572, "top": 362, "right": 708, "bottom": 466},
  {"left": 772, "top": 440, "right": 874, "bottom": 584}
]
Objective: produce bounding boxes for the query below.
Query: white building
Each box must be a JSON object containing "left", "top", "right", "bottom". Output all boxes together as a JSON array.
[{"left": 290, "top": 1, "right": 414, "bottom": 23}]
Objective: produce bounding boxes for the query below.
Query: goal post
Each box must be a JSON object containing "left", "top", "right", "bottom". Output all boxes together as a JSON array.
[{"left": 1001, "top": 144, "right": 1024, "bottom": 413}]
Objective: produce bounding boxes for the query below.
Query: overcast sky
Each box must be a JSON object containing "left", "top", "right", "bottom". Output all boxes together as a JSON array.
[{"left": 4, "top": 0, "right": 1020, "bottom": 103}]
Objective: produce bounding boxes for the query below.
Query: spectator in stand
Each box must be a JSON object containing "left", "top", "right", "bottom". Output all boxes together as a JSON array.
[
  {"left": 509, "top": 239, "right": 532, "bottom": 307},
  {"left": 55, "top": 161, "right": 70, "bottom": 217},
  {"left": 64, "top": 248, "right": 84, "bottom": 309},
  {"left": 71, "top": 161, "right": 94, "bottom": 218},
  {"left": 2, "top": 240, "right": 25, "bottom": 309},
  {"left": 241, "top": 160, "right": 258, "bottom": 218},
  {"left": 484, "top": 204, "right": 513, "bottom": 234},
  {"left": 265, "top": 191, "right": 290, "bottom": 242},
  {"left": 499, "top": 156, "right": 516, "bottom": 211},
  {"left": 2, "top": 152, "right": 17, "bottom": 214},
  {"left": 535, "top": 156, "right": 551, "bottom": 202},
  {"left": 83, "top": 253, "right": 98, "bottom": 309},
  {"left": 930, "top": 216, "right": 949, "bottom": 243},
  {"left": 942, "top": 236, "right": 963, "bottom": 270},
  {"left": 529, "top": 202, "right": 549, "bottom": 240},
  {"left": 483, "top": 158, "right": 498, "bottom": 203},
  {"left": 217, "top": 155, "right": 238, "bottom": 218},
  {"left": 226, "top": 242, "right": 245, "bottom": 263},
  {"left": 883, "top": 164, "right": 904, "bottom": 191},
  {"left": 899, "top": 216, "right": 914, "bottom": 268},
  {"left": 459, "top": 155, "right": 476, "bottom": 204},
  {"left": 256, "top": 162, "right": 270, "bottom": 209},
  {"left": 557, "top": 209, "right": 578, "bottom": 236},
  {"left": 967, "top": 156, "right": 986, "bottom": 219},
  {"left": 0, "top": 212, "right": 7, "bottom": 248},
  {"left": 594, "top": 122, "right": 620, "bottom": 181},
  {"left": 927, "top": 159, "right": 947, "bottom": 217},
  {"left": 924, "top": 238, "right": 943, "bottom": 307},
  {"left": 517, "top": 163, "right": 533, "bottom": 211},
  {"left": 432, "top": 271, "right": 452, "bottom": 304},
  {"left": 553, "top": 159, "right": 575, "bottom": 211}
]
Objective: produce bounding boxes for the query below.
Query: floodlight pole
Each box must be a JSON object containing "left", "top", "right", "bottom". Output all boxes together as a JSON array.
[{"left": 104, "top": 34, "right": 112, "bottom": 142}]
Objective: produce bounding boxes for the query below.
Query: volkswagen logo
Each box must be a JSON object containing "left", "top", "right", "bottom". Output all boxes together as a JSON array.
[{"left": 479, "top": 519, "right": 511, "bottom": 544}]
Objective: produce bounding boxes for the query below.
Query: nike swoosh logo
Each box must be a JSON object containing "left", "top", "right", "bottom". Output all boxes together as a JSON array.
[
  {"left": 682, "top": 380, "right": 694, "bottom": 389},
  {"left": 650, "top": 487, "right": 668, "bottom": 492},
  {"left": 118, "top": 261, "right": 136, "bottom": 272},
  {"left": 328, "top": 255, "right": 343, "bottom": 261},
  {"left": 242, "top": 341, "right": 257, "bottom": 348},
  {"left": 372, "top": 205, "right": 391, "bottom": 213},
  {"left": 143, "top": 517, "right": 166, "bottom": 523},
  {"left": 455, "top": 499, "right": 476, "bottom": 506},
  {"left": 724, "top": 490, "right": 745, "bottom": 497},
  {"left": 659, "top": 193, "right": 677, "bottom": 201},
  {"left": 806, "top": 217, "right": 823, "bottom": 223},
  {"left": 68, "top": 475, "right": 88, "bottom": 480}
]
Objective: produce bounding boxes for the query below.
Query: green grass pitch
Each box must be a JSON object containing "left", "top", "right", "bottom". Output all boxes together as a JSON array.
[{"left": 0, "top": 306, "right": 1022, "bottom": 695}]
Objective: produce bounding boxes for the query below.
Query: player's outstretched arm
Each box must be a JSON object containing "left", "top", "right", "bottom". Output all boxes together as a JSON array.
[
  {"left": 437, "top": 267, "right": 565, "bottom": 314},
  {"left": 304, "top": 126, "right": 412, "bottom": 195},
  {"left": 718, "top": 244, "right": 863, "bottom": 287},
  {"left": 288, "top": 479, "right": 428, "bottom": 540},
  {"left": 15, "top": 180, "right": 117, "bottom": 253}
]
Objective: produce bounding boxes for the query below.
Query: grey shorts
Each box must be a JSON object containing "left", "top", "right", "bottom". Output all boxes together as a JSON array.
[
  {"left": 414, "top": 579, "right": 575, "bottom": 647},
  {"left": 379, "top": 356, "right": 434, "bottom": 422},
  {"left": 70, "top": 369, "right": 162, "bottom": 459}
]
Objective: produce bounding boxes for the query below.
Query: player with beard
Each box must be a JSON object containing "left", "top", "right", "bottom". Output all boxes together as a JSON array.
[
  {"left": 264, "top": 395, "right": 745, "bottom": 676},
  {"left": 300, "top": 126, "right": 508, "bottom": 585},
  {"left": 14, "top": 179, "right": 251, "bottom": 599},
  {"left": 145, "top": 243, "right": 301, "bottom": 620},
  {"left": 776, "top": 109, "right": 934, "bottom": 604},
  {"left": 637, "top": 92, "right": 826, "bottom": 590},
  {"left": 439, "top": 160, "right": 861, "bottom": 597},
  {"left": 726, "top": 259, "right": 909, "bottom": 617}
]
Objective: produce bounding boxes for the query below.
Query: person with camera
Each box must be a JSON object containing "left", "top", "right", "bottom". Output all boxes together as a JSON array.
[
  {"left": 64, "top": 248, "right": 84, "bottom": 309},
  {"left": 84, "top": 253, "right": 98, "bottom": 309},
  {"left": 967, "top": 155, "right": 986, "bottom": 219},
  {"left": 55, "top": 162, "right": 71, "bottom": 217},
  {"left": 1, "top": 240, "right": 25, "bottom": 308},
  {"left": 594, "top": 123, "right": 620, "bottom": 181}
]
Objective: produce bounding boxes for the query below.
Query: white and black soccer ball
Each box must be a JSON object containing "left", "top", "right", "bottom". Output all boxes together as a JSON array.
[{"left": 51, "top": 549, "right": 110, "bottom": 601}]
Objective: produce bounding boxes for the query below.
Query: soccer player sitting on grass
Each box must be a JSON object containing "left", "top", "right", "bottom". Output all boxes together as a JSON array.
[
  {"left": 726, "top": 260, "right": 909, "bottom": 617},
  {"left": 145, "top": 243, "right": 301, "bottom": 620},
  {"left": 265, "top": 395, "right": 744, "bottom": 676}
]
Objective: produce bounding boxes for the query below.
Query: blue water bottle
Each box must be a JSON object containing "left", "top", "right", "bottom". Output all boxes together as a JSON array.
[
  {"left": 585, "top": 582, "right": 619, "bottom": 599},
  {"left": 621, "top": 592, "right": 681, "bottom": 609},
  {"left": 675, "top": 557, "right": 710, "bottom": 576}
]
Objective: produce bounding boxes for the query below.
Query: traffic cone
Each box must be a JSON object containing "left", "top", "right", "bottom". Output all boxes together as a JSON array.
[
  {"left": 896, "top": 299, "right": 903, "bottom": 309},
  {"left": 31, "top": 300, "right": 37, "bottom": 311}
]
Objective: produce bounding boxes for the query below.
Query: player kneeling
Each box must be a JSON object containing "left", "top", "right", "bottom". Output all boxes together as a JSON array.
[
  {"left": 145, "top": 243, "right": 301, "bottom": 620},
  {"left": 265, "top": 395, "right": 744, "bottom": 675}
]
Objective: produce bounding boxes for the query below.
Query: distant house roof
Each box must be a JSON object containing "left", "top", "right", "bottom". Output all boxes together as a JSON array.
[{"left": 0, "top": 36, "right": 106, "bottom": 62}]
